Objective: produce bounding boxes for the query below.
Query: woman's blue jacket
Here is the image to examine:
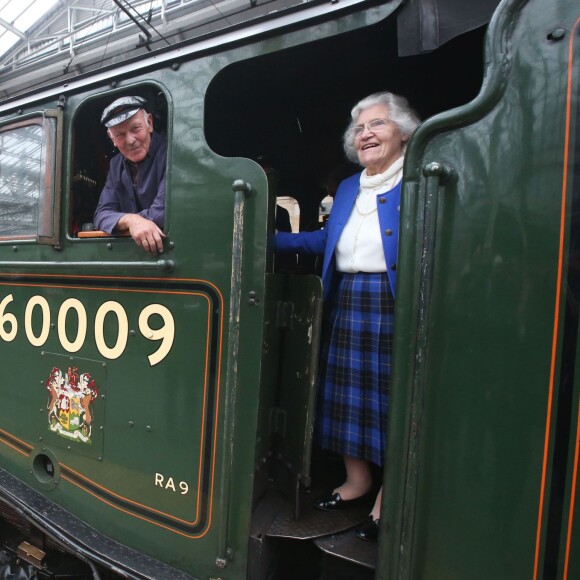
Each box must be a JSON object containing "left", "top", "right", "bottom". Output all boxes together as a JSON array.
[{"left": 275, "top": 172, "right": 401, "bottom": 300}]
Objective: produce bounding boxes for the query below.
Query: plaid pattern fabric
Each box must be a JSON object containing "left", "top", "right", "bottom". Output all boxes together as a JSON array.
[{"left": 316, "top": 272, "right": 394, "bottom": 465}]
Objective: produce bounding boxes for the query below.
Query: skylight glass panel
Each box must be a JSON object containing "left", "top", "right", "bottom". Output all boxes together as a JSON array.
[
  {"left": 13, "top": 0, "right": 59, "bottom": 32},
  {"left": 0, "top": 30, "right": 18, "bottom": 59},
  {"left": 0, "top": 0, "right": 59, "bottom": 59}
]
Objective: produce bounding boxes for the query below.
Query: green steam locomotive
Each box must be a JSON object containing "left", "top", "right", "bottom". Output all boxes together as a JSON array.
[{"left": 0, "top": 0, "right": 577, "bottom": 578}]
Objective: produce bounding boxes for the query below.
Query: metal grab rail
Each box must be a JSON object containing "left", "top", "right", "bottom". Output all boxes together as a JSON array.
[
  {"left": 394, "top": 160, "right": 455, "bottom": 576},
  {"left": 420, "top": 162, "right": 455, "bottom": 300},
  {"left": 216, "top": 179, "right": 252, "bottom": 568},
  {"left": 0, "top": 259, "right": 174, "bottom": 271}
]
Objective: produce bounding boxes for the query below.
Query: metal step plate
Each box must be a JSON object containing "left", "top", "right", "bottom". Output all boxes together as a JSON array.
[
  {"left": 267, "top": 490, "right": 371, "bottom": 540},
  {"left": 315, "top": 529, "right": 377, "bottom": 570}
]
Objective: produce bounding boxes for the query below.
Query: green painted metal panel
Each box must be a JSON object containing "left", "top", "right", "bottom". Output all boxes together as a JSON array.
[
  {"left": 0, "top": 68, "right": 270, "bottom": 579},
  {"left": 255, "top": 273, "right": 323, "bottom": 488},
  {"left": 276, "top": 274, "right": 323, "bottom": 488},
  {"left": 555, "top": 13, "right": 580, "bottom": 580},
  {"left": 382, "top": 0, "right": 580, "bottom": 579},
  {"left": 254, "top": 273, "right": 284, "bottom": 473}
]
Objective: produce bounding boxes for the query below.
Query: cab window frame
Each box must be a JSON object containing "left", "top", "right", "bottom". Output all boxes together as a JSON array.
[
  {"left": 69, "top": 85, "right": 170, "bottom": 241},
  {"left": 0, "top": 111, "right": 62, "bottom": 245}
]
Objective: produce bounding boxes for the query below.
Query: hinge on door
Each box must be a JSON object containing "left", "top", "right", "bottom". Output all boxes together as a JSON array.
[{"left": 276, "top": 300, "right": 295, "bottom": 330}]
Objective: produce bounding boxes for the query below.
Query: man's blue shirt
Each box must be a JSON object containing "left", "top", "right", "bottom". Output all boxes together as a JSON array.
[{"left": 94, "top": 132, "right": 167, "bottom": 233}]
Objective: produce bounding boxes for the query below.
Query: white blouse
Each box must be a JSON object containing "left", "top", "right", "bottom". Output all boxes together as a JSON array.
[{"left": 335, "top": 156, "right": 404, "bottom": 273}]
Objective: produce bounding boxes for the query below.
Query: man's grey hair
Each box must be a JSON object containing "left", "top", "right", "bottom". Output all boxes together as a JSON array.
[{"left": 343, "top": 92, "right": 421, "bottom": 164}]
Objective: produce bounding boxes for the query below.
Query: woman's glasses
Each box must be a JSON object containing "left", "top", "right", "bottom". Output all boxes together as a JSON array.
[{"left": 351, "top": 118, "right": 391, "bottom": 138}]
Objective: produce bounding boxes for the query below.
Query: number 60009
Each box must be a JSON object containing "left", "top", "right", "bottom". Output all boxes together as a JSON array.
[{"left": 0, "top": 294, "right": 174, "bottom": 366}]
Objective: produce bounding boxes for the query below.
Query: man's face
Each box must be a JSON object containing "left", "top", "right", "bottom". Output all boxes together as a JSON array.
[{"left": 108, "top": 109, "right": 153, "bottom": 163}]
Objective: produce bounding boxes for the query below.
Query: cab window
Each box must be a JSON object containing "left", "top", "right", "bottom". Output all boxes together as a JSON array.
[
  {"left": 70, "top": 89, "right": 168, "bottom": 238},
  {"left": 0, "top": 114, "right": 61, "bottom": 244}
]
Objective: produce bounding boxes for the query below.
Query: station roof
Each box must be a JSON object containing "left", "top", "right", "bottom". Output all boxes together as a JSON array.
[
  {"left": 0, "top": 0, "right": 324, "bottom": 99},
  {"left": 0, "top": 0, "right": 500, "bottom": 100},
  {"left": 0, "top": 0, "right": 59, "bottom": 61},
  {"left": 0, "top": 1, "right": 196, "bottom": 76}
]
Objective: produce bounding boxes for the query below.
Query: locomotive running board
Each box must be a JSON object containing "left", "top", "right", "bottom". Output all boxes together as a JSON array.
[{"left": 0, "top": 467, "right": 195, "bottom": 580}]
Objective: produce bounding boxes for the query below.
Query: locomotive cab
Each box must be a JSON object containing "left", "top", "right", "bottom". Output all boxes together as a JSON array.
[{"left": 203, "top": 15, "right": 488, "bottom": 577}]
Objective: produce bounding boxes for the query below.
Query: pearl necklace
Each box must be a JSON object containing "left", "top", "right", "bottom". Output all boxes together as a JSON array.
[
  {"left": 354, "top": 157, "right": 404, "bottom": 216},
  {"left": 354, "top": 195, "right": 378, "bottom": 216}
]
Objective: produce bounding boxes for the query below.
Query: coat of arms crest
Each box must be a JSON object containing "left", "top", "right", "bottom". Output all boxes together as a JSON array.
[{"left": 45, "top": 366, "right": 98, "bottom": 444}]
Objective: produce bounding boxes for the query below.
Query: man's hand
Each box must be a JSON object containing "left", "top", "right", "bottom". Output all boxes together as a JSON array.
[{"left": 116, "top": 214, "right": 165, "bottom": 255}]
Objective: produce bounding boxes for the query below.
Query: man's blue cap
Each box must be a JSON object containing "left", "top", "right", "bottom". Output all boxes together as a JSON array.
[{"left": 101, "top": 96, "right": 148, "bottom": 128}]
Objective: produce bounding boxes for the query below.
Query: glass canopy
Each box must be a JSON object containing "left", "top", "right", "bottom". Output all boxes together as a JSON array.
[{"left": 0, "top": 0, "right": 319, "bottom": 98}]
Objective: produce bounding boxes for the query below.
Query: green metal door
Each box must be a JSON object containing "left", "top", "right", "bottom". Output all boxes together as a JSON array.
[
  {"left": 275, "top": 275, "right": 323, "bottom": 489},
  {"left": 382, "top": 0, "right": 580, "bottom": 579},
  {"left": 256, "top": 274, "right": 323, "bottom": 496}
]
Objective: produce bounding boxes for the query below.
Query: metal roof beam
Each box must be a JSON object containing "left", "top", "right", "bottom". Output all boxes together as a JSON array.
[{"left": 0, "top": 17, "right": 27, "bottom": 40}]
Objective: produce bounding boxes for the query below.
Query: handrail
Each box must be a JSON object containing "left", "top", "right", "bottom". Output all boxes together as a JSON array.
[
  {"left": 0, "top": 260, "right": 174, "bottom": 271},
  {"left": 383, "top": 161, "right": 455, "bottom": 578},
  {"left": 216, "top": 179, "right": 252, "bottom": 568}
]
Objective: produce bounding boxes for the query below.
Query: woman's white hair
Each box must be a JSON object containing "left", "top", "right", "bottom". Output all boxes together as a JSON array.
[{"left": 343, "top": 92, "right": 421, "bottom": 164}]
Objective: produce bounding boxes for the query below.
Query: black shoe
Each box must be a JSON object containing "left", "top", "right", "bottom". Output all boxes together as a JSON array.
[
  {"left": 355, "top": 516, "right": 379, "bottom": 541},
  {"left": 313, "top": 491, "right": 366, "bottom": 511}
]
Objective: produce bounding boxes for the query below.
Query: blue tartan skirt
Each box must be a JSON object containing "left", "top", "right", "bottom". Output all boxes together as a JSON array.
[{"left": 315, "top": 272, "right": 394, "bottom": 466}]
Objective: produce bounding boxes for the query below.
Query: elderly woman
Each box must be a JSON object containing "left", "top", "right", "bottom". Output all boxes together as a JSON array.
[{"left": 276, "top": 92, "right": 420, "bottom": 541}]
